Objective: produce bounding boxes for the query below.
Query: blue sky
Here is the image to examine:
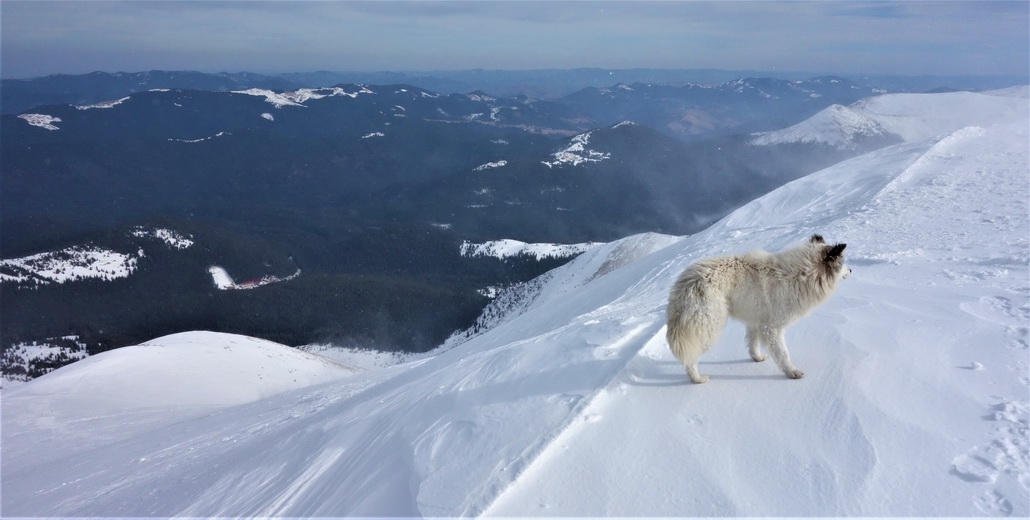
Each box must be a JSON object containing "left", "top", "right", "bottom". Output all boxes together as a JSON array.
[{"left": 2, "top": 1, "right": 1027, "bottom": 78}]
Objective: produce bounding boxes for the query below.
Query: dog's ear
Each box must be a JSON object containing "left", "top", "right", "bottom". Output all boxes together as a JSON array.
[
  {"left": 810, "top": 234, "right": 825, "bottom": 244},
  {"left": 825, "top": 243, "right": 846, "bottom": 262}
]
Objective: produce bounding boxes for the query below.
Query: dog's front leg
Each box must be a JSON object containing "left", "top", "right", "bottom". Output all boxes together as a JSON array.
[
  {"left": 761, "top": 326, "right": 804, "bottom": 379},
  {"left": 745, "top": 325, "right": 767, "bottom": 362}
]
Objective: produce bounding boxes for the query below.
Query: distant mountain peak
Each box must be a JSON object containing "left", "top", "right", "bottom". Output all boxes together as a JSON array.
[{"left": 750, "top": 102, "right": 897, "bottom": 149}]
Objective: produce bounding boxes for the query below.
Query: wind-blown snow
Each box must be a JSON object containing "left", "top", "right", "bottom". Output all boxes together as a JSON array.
[{"left": 3, "top": 89, "right": 1027, "bottom": 518}]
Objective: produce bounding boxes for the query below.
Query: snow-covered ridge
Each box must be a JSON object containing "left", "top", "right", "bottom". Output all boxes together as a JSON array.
[
  {"left": 459, "top": 239, "right": 603, "bottom": 260},
  {"left": 232, "top": 85, "right": 375, "bottom": 108},
  {"left": 17, "top": 113, "right": 61, "bottom": 130},
  {"left": 0, "top": 246, "right": 138, "bottom": 285}
]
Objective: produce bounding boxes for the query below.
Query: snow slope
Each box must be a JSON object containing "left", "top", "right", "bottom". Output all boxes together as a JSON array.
[{"left": 2, "top": 90, "right": 1027, "bottom": 517}]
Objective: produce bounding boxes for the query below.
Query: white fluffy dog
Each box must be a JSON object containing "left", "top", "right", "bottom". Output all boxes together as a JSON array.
[{"left": 666, "top": 234, "right": 850, "bottom": 383}]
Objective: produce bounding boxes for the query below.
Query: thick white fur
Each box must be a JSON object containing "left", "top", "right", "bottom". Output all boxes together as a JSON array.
[{"left": 666, "top": 235, "right": 850, "bottom": 383}]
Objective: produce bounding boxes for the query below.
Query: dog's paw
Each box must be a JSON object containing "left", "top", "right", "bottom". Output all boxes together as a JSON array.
[
  {"left": 750, "top": 353, "right": 767, "bottom": 362},
  {"left": 787, "top": 369, "right": 805, "bottom": 379},
  {"left": 690, "top": 375, "right": 710, "bottom": 384}
]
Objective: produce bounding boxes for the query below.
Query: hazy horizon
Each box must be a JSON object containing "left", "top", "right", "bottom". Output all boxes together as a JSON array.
[{"left": 3, "top": 1, "right": 1027, "bottom": 80}]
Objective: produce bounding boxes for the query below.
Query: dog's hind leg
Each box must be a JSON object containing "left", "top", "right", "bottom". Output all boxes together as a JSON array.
[
  {"left": 683, "top": 352, "right": 709, "bottom": 385},
  {"left": 666, "top": 320, "right": 713, "bottom": 384},
  {"left": 745, "top": 325, "right": 767, "bottom": 362},
  {"left": 760, "top": 326, "right": 804, "bottom": 379}
]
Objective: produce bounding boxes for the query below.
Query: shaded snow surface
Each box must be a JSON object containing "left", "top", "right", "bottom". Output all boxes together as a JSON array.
[{"left": 3, "top": 90, "right": 1028, "bottom": 517}]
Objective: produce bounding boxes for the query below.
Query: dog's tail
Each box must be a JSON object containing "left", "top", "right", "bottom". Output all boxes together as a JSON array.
[
  {"left": 665, "top": 314, "right": 701, "bottom": 364},
  {"left": 665, "top": 269, "right": 725, "bottom": 366}
]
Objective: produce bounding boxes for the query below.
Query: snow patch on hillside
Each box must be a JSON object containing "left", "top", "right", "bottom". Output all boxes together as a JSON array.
[
  {"left": 168, "top": 131, "right": 230, "bottom": 143},
  {"left": 208, "top": 266, "right": 235, "bottom": 289},
  {"left": 542, "top": 131, "right": 611, "bottom": 167},
  {"left": 130, "top": 226, "right": 194, "bottom": 249},
  {"left": 75, "top": 96, "right": 130, "bottom": 110},
  {"left": 233, "top": 86, "right": 375, "bottom": 108},
  {"left": 207, "top": 266, "right": 301, "bottom": 290},
  {"left": 1, "top": 336, "right": 89, "bottom": 388},
  {"left": 17, "top": 113, "right": 61, "bottom": 130},
  {"left": 474, "top": 160, "right": 507, "bottom": 171},
  {"left": 460, "top": 239, "right": 602, "bottom": 260},
  {"left": 0, "top": 246, "right": 138, "bottom": 285}
]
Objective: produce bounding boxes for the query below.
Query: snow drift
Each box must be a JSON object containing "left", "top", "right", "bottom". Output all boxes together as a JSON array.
[{"left": 2, "top": 88, "right": 1027, "bottom": 517}]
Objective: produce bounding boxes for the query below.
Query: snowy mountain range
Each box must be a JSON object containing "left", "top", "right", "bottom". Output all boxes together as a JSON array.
[
  {"left": 3, "top": 87, "right": 1027, "bottom": 516},
  {"left": 5, "top": 75, "right": 875, "bottom": 361},
  {"left": 559, "top": 76, "right": 885, "bottom": 140},
  {"left": 8, "top": 69, "right": 1023, "bottom": 116}
]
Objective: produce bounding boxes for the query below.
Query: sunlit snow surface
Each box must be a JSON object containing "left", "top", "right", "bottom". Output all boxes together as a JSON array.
[{"left": 3, "top": 88, "right": 1027, "bottom": 517}]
